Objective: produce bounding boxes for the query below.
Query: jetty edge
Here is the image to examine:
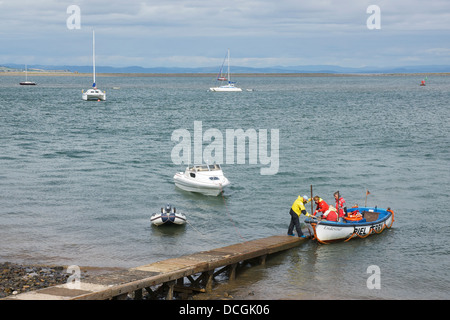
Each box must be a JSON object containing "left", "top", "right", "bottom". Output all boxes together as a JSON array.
[{"left": 2, "top": 235, "right": 306, "bottom": 300}]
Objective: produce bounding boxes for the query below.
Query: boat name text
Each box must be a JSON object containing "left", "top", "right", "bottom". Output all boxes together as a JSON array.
[
  {"left": 323, "top": 226, "right": 343, "bottom": 231},
  {"left": 354, "top": 223, "right": 384, "bottom": 236}
]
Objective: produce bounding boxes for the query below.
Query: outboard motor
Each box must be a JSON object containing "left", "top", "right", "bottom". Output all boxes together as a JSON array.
[{"left": 165, "top": 204, "right": 172, "bottom": 213}]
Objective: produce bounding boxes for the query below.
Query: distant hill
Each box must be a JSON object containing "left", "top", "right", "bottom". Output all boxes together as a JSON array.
[{"left": 2, "top": 63, "right": 450, "bottom": 74}]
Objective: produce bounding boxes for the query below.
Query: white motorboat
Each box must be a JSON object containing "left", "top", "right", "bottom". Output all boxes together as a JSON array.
[
  {"left": 173, "top": 164, "right": 230, "bottom": 196},
  {"left": 150, "top": 204, "right": 186, "bottom": 226},
  {"left": 209, "top": 49, "right": 242, "bottom": 92},
  {"left": 82, "top": 30, "right": 106, "bottom": 101}
]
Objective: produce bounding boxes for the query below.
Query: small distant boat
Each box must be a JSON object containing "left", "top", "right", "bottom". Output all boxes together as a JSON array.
[
  {"left": 83, "top": 87, "right": 106, "bottom": 101},
  {"left": 420, "top": 77, "right": 427, "bottom": 86},
  {"left": 173, "top": 164, "right": 230, "bottom": 196},
  {"left": 20, "top": 81, "right": 36, "bottom": 86},
  {"left": 305, "top": 206, "right": 394, "bottom": 244},
  {"left": 151, "top": 204, "right": 186, "bottom": 226},
  {"left": 209, "top": 49, "right": 242, "bottom": 92},
  {"left": 82, "top": 30, "right": 106, "bottom": 101},
  {"left": 19, "top": 65, "right": 36, "bottom": 85}
]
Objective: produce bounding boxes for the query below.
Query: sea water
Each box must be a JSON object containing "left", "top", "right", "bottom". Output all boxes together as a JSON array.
[{"left": 0, "top": 74, "right": 449, "bottom": 299}]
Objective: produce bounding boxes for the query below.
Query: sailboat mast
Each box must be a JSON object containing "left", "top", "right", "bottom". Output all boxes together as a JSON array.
[
  {"left": 92, "top": 30, "right": 96, "bottom": 88},
  {"left": 227, "top": 49, "right": 231, "bottom": 84}
]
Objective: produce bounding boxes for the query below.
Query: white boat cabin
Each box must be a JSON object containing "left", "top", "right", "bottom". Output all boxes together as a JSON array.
[{"left": 186, "top": 164, "right": 223, "bottom": 177}]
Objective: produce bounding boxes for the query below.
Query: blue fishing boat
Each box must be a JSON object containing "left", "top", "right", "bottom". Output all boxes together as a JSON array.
[{"left": 305, "top": 207, "right": 395, "bottom": 244}]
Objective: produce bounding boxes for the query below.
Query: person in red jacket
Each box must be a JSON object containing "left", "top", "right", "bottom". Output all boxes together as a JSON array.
[
  {"left": 313, "top": 196, "right": 338, "bottom": 222},
  {"left": 334, "top": 191, "right": 347, "bottom": 220}
]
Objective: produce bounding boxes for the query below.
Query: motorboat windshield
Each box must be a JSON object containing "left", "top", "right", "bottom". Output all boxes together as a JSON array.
[{"left": 188, "top": 164, "right": 222, "bottom": 172}]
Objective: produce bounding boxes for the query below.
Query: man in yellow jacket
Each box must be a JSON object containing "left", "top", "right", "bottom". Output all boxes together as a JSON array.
[{"left": 288, "top": 195, "right": 311, "bottom": 238}]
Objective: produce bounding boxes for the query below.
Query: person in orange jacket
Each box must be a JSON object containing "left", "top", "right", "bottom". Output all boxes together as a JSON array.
[
  {"left": 288, "top": 195, "right": 311, "bottom": 238},
  {"left": 313, "top": 196, "right": 338, "bottom": 222}
]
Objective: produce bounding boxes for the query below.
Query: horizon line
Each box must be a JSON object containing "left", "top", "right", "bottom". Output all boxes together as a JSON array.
[{"left": 1, "top": 71, "right": 448, "bottom": 77}]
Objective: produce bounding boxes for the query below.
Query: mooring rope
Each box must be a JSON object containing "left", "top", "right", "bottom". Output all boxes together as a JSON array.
[
  {"left": 185, "top": 219, "right": 223, "bottom": 247},
  {"left": 220, "top": 184, "right": 246, "bottom": 242}
]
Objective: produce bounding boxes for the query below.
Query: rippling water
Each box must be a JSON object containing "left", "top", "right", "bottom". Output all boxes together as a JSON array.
[{"left": 0, "top": 74, "right": 449, "bottom": 299}]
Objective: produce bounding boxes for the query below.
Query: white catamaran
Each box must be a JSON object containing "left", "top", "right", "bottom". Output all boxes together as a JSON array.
[
  {"left": 82, "top": 30, "right": 106, "bottom": 101},
  {"left": 209, "top": 49, "right": 242, "bottom": 92}
]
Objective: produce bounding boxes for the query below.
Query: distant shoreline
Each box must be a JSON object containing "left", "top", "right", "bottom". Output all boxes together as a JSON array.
[{"left": 1, "top": 72, "right": 449, "bottom": 77}]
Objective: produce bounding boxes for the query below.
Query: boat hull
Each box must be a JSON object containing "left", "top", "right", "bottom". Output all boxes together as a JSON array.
[
  {"left": 305, "top": 207, "right": 394, "bottom": 243},
  {"left": 174, "top": 173, "right": 229, "bottom": 196},
  {"left": 150, "top": 212, "right": 187, "bottom": 226},
  {"left": 82, "top": 91, "right": 106, "bottom": 101},
  {"left": 209, "top": 86, "right": 242, "bottom": 92}
]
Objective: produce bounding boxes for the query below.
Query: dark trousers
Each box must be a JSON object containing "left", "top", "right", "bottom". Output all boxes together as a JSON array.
[{"left": 288, "top": 209, "right": 303, "bottom": 237}]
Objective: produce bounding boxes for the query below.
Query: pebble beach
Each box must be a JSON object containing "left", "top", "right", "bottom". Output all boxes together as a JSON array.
[
  {"left": 0, "top": 262, "right": 73, "bottom": 298},
  {"left": 0, "top": 262, "right": 122, "bottom": 298}
]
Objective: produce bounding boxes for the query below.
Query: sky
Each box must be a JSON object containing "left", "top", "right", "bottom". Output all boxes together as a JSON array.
[{"left": 1, "top": 0, "right": 450, "bottom": 68}]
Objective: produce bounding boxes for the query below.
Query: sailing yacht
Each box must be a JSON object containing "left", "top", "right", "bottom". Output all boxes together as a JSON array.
[
  {"left": 19, "top": 65, "right": 36, "bottom": 85},
  {"left": 82, "top": 30, "right": 106, "bottom": 101},
  {"left": 209, "top": 49, "right": 242, "bottom": 92}
]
